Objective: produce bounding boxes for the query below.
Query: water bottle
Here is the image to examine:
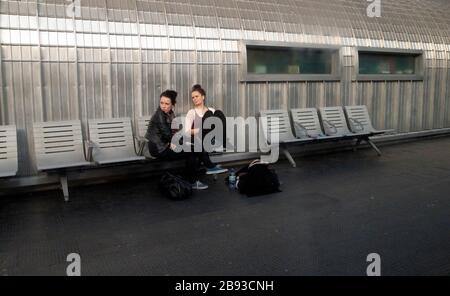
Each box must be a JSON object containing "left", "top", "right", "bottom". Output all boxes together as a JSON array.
[{"left": 228, "top": 169, "right": 236, "bottom": 189}]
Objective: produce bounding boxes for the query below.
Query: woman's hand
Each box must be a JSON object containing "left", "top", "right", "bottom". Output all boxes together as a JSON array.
[{"left": 192, "top": 128, "right": 199, "bottom": 136}]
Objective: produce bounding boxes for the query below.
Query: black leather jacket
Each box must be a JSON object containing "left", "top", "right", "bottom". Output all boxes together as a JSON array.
[{"left": 145, "top": 108, "right": 175, "bottom": 157}]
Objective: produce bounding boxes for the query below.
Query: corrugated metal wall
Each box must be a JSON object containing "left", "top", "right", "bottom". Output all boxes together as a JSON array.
[{"left": 0, "top": 0, "right": 449, "bottom": 176}]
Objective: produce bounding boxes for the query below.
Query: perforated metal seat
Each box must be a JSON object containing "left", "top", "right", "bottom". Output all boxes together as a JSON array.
[
  {"left": 87, "top": 118, "right": 145, "bottom": 165},
  {"left": 260, "top": 110, "right": 302, "bottom": 143},
  {"left": 290, "top": 108, "right": 341, "bottom": 141},
  {"left": 33, "top": 120, "right": 92, "bottom": 201},
  {"left": 343, "top": 105, "right": 396, "bottom": 156},
  {"left": 344, "top": 105, "right": 395, "bottom": 135},
  {"left": 259, "top": 110, "right": 313, "bottom": 167},
  {"left": 0, "top": 125, "right": 18, "bottom": 178},
  {"left": 319, "top": 106, "right": 387, "bottom": 156},
  {"left": 319, "top": 106, "right": 366, "bottom": 137},
  {"left": 34, "top": 121, "right": 91, "bottom": 170}
]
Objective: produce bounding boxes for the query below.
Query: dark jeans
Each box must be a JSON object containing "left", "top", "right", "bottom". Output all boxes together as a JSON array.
[
  {"left": 156, "top": 147, "right": 212, "bottom": 183},
  {"left": 188, "top": 109, "right": 227, "bottom": 170}
]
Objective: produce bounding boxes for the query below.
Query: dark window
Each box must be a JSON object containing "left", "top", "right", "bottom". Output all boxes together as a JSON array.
[
  {"left": 247, "top": 46, "right": 335, "bottom": 75},
  {"left": 359, "top": 52, "right": 419, "bottom": 75}
]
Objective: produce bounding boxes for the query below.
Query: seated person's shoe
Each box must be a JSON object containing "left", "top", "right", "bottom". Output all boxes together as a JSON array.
[
  {"left": 206, "top": 165, "right": 228, "bottom": 175},
  {"left": 191, "top": 180, "right": 208, "bottom": 190}
]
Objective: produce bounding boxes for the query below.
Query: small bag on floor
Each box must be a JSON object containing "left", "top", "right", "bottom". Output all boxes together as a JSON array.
[{"left": 158, "top": 172, "right": 192, "bottom": 200}]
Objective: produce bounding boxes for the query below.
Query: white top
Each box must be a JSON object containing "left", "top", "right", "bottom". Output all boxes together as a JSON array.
[{"left": 184, "top": 107, "right": 215, "bottom": 133}]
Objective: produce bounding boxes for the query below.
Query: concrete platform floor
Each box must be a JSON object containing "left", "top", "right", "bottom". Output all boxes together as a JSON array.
[{"left": 1, "top": 136, "right": 450, "bottom": 276}]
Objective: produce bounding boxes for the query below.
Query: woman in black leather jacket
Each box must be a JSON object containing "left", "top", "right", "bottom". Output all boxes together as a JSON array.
[
  {"left": 145, "top": 90, "right": 209, "bottom": 190},
  {"left": 146, "top": 90, "right": 177, "bottom": 159}
]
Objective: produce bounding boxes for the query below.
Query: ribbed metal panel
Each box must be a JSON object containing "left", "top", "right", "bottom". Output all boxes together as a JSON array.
[{"left": 0, "top": 0, "right": 449, "bottom": 176}]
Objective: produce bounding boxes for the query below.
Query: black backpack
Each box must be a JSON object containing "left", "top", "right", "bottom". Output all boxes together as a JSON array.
[
  {"left": 236, "top": 160, "right": 281, "bottom": 197},
  {"left": 158, "top": 172, "right": 193, "bottom": 200}
]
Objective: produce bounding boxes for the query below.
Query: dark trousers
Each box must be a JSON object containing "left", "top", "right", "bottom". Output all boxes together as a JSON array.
[
  {"left": 188, "top": 109, "right": 226, "bottom": 169},
  {"left": 157, "top": 147, "right": 212, "bottom": 183}
]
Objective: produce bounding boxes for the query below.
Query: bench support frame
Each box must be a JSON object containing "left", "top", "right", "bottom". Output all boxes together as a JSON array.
[
  {"left": 353, "top": 135, "right": 382, "bottom": 156},
  {"left": 281, "top": 145, "right": 297, "bottom": 168},
  {"left": 60, "top": 174, "right": 69, "bottom": 202},
  {"left": 278, "top": 134, "right": 383, "bottom": 168}
]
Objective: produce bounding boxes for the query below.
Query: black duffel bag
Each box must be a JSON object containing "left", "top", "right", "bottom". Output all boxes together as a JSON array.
[
  {"left": 158, "top": 172, "right": 193, "bottom": 200},
  {"left": 236, "top": 159, "right": 282, "bottom": 197}
]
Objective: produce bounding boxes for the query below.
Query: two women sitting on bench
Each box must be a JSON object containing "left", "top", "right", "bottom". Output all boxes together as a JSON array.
[{"left": 145, "top": 85, "right": 227, "bottom": 190}]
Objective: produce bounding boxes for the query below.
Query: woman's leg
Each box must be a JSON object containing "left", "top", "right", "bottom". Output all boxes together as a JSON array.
[
  {"left": 158, "top": 148, "right": 198, "bottom": 183},
  {"left": 185, "top": 152, "right": 202, "bottom": 184},
  {"left": 212, "top": 110, "right": 227, "bottom": 148},
  {"left": 199, "top": 110, "right": 228, "bottom": 173},
  {"left": 195, "top": 151, "right": 215, "bottom": 169},
  {"left": 157, "top": 147, "right": 185, "bottom": 161}
]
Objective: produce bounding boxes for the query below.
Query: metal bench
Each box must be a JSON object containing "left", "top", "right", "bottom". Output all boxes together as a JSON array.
[
  {"left": 0, "top": 125, "right": 18, "bottom": 178},
  {"left": 344, "top": 105, "right": 395, "bottom": 155},
  {"left": 33, "top": 120, "right": 92, "bottom": 201},
  {"left": 344, "top": 105, "right": 394, "bottom": 136},
  {"left": 290, "top": 108, "right": 342, "bottom": 141},
  {"left": 259, "top": 110, "right": 314, "bottom": 167},
  {"left": 283, "top": 108, "right": 347, "bottom": 167},
  {"left": 87, "top": 118, "right": 145, "bottom": 164},
  {"left": 319, "top": 106, "right": 386, "bottom": 156},
  {"left": 319, "top": 106, "right": 367, "bottom": 137},
  {"left": 260, "top": 106, "right": 394, "bottom": 167}
]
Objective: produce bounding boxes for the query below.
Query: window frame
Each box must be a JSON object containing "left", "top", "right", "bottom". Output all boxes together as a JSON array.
[
  {"left": 356, "top": 47, "right": 424, "bottom": 81},
  {"left": 240, "top": 40, "right": 342, "bottom": 82}
]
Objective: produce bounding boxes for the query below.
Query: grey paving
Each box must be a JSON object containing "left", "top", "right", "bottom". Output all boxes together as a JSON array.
[{"left": 1, "top": 136, "right": 450, "bottom": 276}]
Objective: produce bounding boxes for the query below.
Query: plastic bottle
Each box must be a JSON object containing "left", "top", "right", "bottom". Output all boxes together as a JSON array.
[{"left": 228, "top": 168, "right": 236, "bottom": 189}]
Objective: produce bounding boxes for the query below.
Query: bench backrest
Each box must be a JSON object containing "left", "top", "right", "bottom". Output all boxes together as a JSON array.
[
  {"left": 0, "top": 125, "right": 18, "bottom": 177},
  {"left": 319, "top": 107, "right": 352, "bottom": 136},
  {"left": 136, "top": 116, "right": 152, "bottom": 157},
  {"left": 88, "top": 118, "right": 142, "bottom": 163},
  {"left": 33, "top": 120, "right": 88, "bottom": 170},
  {"left": 137, "top": 116, "right": 151, "bottom": 139},
  {"left": 344, "top": 105, "right": 375, "bottom": 133},
  {"left": 290, "top": 108, "right": 324, "bottom": 138},
  {"left": 259, "top": 110, "right": 296, "bottom": 143}
]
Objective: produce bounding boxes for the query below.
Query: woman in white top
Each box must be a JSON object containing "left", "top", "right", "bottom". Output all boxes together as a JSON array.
[{"left": 185, "top": 84, "right": 228, "bottom": 177}]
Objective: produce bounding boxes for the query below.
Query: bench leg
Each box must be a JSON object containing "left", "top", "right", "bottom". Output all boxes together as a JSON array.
[
  {"left": 353, "top": 138, "right": 363, "bottom": 152},
  {"left": 282, "top": 148, "right": 297, "bottom": 168},
  {"left": 367, "top": 138, "right": 382, "bottom": 156},
  {"left": 60, "top": 175, "right": 69, "bottom": 202}
]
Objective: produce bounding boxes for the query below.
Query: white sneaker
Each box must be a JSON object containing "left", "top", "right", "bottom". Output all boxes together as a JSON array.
[{"left": 191, "top": 180, "right": 208, "bottom": 190}]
